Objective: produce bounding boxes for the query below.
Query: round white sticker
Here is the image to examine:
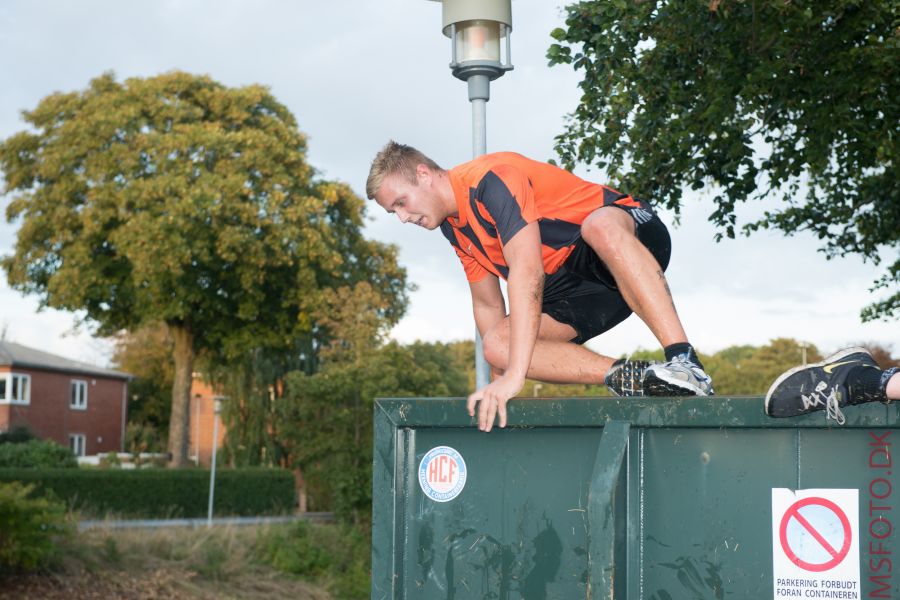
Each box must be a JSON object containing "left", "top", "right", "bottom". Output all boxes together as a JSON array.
[{"left": 418, "top": 446, "right": 467, "bottom": 502}]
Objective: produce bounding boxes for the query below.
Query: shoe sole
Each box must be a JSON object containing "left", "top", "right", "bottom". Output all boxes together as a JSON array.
[
  {"left": 763, "top": 346, "right": 871, "bottom": 416},
  {"left": 606, "top": 360, "right": 654, "bottom": 397},
  {"left": 643, "top": 371, "right": 710, "bottom": 397}
]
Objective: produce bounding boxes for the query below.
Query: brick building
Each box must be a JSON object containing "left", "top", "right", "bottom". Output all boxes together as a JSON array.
[
  {"left": 189, "top": 376, "right": 227, "bottom": 467},
  {"left": 0, "top": 341, "right": 130, "bottom": 456}
]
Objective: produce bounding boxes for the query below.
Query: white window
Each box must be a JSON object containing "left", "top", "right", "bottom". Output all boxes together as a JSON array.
[
  {"left": 0, "top": 373, "right": 30, "bottom": 405},
  {"left": 70, "top": 380, "right": 88, "bottom": 410},
  {"left": 69, "top": 434, "right": 86, "bottom": 457}
]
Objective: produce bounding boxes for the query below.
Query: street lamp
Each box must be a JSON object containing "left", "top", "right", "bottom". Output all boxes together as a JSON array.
[
  {"left": 430, "top": 0, "right": 513, "bottom": 390},
  {"left": 444, "top": 2, "right": 513, "bottom": 82},
  {"left": 207, "top": 396, "right": 223, "bottom": 528}
]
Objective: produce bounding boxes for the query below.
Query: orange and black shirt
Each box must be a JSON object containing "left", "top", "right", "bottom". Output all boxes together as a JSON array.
[{"left": 441, "top": 152, "right": 643, "bottom": 283}]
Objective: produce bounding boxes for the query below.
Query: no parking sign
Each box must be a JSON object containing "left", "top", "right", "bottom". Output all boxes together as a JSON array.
[{"left": 772, "top": 489, "right": 860, "bottom": 598}]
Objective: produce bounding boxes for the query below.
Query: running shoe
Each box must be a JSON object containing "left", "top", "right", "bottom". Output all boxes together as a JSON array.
[
  {"left": 764, "top": 347, "right": 883, "bottom": 425},
  {"left": 642, "top": 354, "right": 714, "bottom": 396},
  {"left": 604, "top": 358, "right": 655, "bottom": 396}
]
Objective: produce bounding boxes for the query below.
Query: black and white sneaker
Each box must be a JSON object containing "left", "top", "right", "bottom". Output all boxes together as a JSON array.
[
  {"left": 604, "top": 358, "right": 655, "bottom": 396},
  {"left": 765, "top": 347, "right": 884, "bottom": 425},
  {"left": 643, "top": 354, "right": 714, "bottom": 396}
]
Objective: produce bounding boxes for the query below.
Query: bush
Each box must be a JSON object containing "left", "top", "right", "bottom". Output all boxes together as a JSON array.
[
  {"left": 0, "top": 439, "right": 77, "bottom": 469},
  {"left": 0, "top": 481, "right": 73, "bottom": 573},
  {"left": 0, "top": 426, "right": 36, "bottom": 445},
  {"left": 124, "top": 422, "right": 165, "bottom": 456},
  {"left": 0, "top": 467, "right": 295, "bottom": 518},
  {"left": 255, "top": 521, "right": 370, "bottom": 598},
  {"left": 256, "top": 520, "right": 332, "bottom": 576},
  {"left": 98, "top": 451, "right": 122, "bottom": 469}
]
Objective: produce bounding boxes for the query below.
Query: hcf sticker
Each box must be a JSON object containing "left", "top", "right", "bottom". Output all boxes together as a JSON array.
[{"left": 419, "top": 446, "right": 467, "bottom": 502}]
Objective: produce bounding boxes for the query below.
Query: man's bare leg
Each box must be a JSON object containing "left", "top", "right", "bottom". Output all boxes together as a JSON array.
[
  {"left": 482, "top": 313, "right": 614, "bottom": 384},
  {"left": 581, "top": 207, "right": 686, "bottom": 346},
  {"left": 888, "top": 373, "right": 900, "bottom": 400},
  {"left": 580, "top": 206, "right": 713, "bottom": 395}
]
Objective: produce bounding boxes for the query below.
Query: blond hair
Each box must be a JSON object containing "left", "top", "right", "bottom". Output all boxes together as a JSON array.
[{"left": 366, "top": 141, "right": 443, "bottom": 199}]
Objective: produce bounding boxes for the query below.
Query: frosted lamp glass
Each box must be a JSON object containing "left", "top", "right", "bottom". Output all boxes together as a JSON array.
[{"left": 455, "top": 20, "right": 501, "bottom": 62}]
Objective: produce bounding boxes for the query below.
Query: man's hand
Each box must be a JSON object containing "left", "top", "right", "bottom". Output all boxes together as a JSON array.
[{"left": 467, "top": 373, "right": 525, "bottom": 432}]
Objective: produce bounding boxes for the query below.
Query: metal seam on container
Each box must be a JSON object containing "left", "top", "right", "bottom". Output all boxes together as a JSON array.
[
  {"left": 392, "top": 428, "right": 403, "bottom": 599},
  {"left": 626, "top": 428, "right": 633, "bottom": 599},
  {"left": 639, "top": 428, "right": 645, "bottom": 600},
  {"left": 396, "top": 428, "right": 413, "bottom": 598}
]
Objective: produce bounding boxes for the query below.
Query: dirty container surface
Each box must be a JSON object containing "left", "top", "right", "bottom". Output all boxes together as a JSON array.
[{"left": 372, "top": 396, "right": 898, "bottom": 599}]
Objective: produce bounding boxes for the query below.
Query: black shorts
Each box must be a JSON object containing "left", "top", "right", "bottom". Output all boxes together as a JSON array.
[{"left": 541, "top": 203, "right": 672, "bottom": 344}]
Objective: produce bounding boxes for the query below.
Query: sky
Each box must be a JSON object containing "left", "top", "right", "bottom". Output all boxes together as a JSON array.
[{"left": 0, "top": 0, "right": 896, "bottom": 369}]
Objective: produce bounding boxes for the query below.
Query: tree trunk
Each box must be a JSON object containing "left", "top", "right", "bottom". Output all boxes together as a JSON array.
[{"left": 167, "top": 322, "right": 195, "bottom": 468}]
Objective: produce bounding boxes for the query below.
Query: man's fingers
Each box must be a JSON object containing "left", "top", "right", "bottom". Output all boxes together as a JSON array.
[
  {"left": 480, "top": 395, "right": 494, "bottom": 431},
  {"left": 469, "top": 384, "right": 513, "bottom": 432},
  {"left": 467, "top": 390, "right": 480, "bottom": 417},
  {"left": 484, "top": 398, "right": 497, "bottom": 432}
]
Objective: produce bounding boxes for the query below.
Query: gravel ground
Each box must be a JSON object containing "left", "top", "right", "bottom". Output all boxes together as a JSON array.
[
  {"left": 0, "top": 567, "right": 331, "bottom": 600},
  {"left": 0, "top": 568, "right": 194, "bottom": 600}
]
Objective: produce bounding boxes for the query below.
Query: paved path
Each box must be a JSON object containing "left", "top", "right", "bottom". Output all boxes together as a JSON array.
[{"left": 78, "top": 512, "right": 333, "bottom": 531}]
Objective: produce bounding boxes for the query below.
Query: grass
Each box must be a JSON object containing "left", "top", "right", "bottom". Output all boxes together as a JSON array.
[{"left": 0, "top": 520, "right": 368, "bottom": 600}]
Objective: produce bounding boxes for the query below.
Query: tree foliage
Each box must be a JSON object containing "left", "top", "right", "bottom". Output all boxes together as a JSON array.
[
  {"left": 548, "top": 0, "right": 898, "bottom": 321},
  {"left": 220, "top": 337, "right": 469, "bottom": 522},
  {"left": 211, "top": 275, "right": 466, "bottom": 520},
  {"left": 0, "top": 71, "right": 407, "bottom": 465},
  {"left": 704, "top": 338, "right": 823, "bottom": 394},
  {"left": 860, "top": 342, "right": 900, "bottom": 370},
  {"left": 278, "top": 340, "right": 470, "bottom": 522}
]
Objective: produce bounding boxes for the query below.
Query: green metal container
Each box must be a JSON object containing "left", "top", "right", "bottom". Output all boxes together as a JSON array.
[{"left": 372, "top": 397, "right": 898, "bottom": 599}]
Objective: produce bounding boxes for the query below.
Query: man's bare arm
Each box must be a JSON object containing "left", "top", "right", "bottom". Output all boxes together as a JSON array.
[
  {"left": 467, "top": 221, "right": 544, "bottom": 431},
  {"left": 469, "top": 274, "right": 506, "bottom": 341},
  {"left": 499, "top": 221, "right": 544, "bottom": 385}
]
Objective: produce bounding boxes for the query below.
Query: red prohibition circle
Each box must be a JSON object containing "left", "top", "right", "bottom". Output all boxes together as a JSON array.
[{"left": 779, "top": 497, "right": 852, "bottom": 572}]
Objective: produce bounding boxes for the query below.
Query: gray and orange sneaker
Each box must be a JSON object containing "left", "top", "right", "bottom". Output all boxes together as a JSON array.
[{"left": 765, "top": 347, "right": 892, "bottom": 425}]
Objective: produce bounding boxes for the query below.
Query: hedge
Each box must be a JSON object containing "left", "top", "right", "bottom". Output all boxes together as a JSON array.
[
  {"left": 0, "top": 468, "right": 295, "bottom": 518},
  {"left": 0, "top": 439, "right": 78, "bottom": 469}
]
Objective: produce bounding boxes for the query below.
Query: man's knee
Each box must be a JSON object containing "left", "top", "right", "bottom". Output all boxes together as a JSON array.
[
  {"left": 581, "top": 206, "right": 635, "bottom": 251},
  {"left": 482, "top": 323, "right": 509, "bottom": 370}
]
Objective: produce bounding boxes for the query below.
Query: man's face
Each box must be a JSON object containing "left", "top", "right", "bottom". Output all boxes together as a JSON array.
[{"left": 373, "top": 168, "right": 443, "bottom": 231}]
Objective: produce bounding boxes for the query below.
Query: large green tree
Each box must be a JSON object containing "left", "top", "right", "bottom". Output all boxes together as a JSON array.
[
  {"left": 548, "top": 0, "right": 898, "bottom": 321},
  {"left": 0, "top": 71, "right": 407, "bottom": 466}
]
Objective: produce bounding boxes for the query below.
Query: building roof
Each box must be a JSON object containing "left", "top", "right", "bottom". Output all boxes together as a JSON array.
[{"left": 0, "top": 340, "right": 131, "bottom": 380}]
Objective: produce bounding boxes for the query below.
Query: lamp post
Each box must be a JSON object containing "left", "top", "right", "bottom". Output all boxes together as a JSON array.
[
  {"left": 430, "top": 0, "right": 513, "bottom": 390},
  {"left": 193, "top": 394, "right": 201, "bottom": 466},
  {"left": 207, "top": 396, "right": 223, "bottom": 528}
]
